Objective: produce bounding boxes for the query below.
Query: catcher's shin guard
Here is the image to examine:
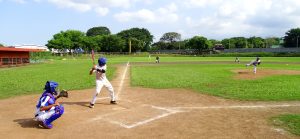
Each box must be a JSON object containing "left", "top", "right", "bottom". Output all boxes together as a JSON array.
[{"left": 45, "top": 105, "right": 64, "bottom": 125}]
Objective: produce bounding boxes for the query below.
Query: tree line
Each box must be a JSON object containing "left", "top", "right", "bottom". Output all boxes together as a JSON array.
[{"left": 45, "top": 27, "right": 300, "bottom": 53}]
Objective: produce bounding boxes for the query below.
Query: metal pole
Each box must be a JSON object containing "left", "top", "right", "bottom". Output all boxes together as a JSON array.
[
  {"left": 129, "top": 38, "right": 131, "bottom": 54},
  {"left": 297, "top": 36, "right": 299, "bottom": 48}
]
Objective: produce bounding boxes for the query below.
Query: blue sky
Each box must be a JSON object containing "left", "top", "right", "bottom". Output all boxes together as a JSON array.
[{"left": 1, "top": 0, "right": 300, "bottom": 46}]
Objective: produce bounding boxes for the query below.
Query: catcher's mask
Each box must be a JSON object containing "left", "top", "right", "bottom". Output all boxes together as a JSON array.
[
  {"left": 98, "top": 57, "right": 106, "bottom": 66},
  {"left": 44, "top": 81, "right": 59, "bottom": 95}
]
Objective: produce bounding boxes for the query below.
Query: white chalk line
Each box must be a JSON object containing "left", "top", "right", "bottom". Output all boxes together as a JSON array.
[
  {"left": 108, "top": 111, "right": 178, "bottom": 129},
  {"left": 116, "top": 62, "right": 129, "bottom": 100},
  {"left": 166, "top": 104, "right": 300, "bottom": 110},
  {"left": 81, "top": 62, "right": 129, "bottom": 102},
  {"left": 97, "top": 103, "right": 300, "bottom": 129},
  {"left": 101, "top": 105, "right": 182, "bottom": 129},
  {"left": 84, "top": 63, "right": 300, "bottom": 129}
]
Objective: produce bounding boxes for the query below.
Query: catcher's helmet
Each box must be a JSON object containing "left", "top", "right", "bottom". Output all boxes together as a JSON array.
[
  {"left": 98, "top": 57, "right": 106, "bottom": 66},
  {"left": 44, "top": 81, "right": 59, "bottom": 95}
]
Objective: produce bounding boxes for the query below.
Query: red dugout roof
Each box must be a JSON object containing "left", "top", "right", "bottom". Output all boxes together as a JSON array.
[{"left": 0, "top": 47, "right": 42, "bottom": 52}]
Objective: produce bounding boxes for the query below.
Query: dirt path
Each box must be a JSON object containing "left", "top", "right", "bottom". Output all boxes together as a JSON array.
[{"left": 1, "top": 62, "right": 300, "bottom": 139}]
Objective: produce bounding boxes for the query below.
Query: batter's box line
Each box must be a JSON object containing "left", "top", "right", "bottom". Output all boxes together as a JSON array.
[
  {"left": 102, "top": 105, "right": 184, "bottom": 129},
  {"left": 106, "top": 110, "right": 180, "bottom": 129},
  {"left": 165, "top": 104, "right": 300, "bottom": 110}
]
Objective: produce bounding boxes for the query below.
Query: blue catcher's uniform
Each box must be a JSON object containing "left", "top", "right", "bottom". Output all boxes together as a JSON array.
[{"left": 35, "top": 81, "right": 64, "bottom": 129}]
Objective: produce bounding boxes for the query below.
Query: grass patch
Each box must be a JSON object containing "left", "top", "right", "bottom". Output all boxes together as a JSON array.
[
  {"left": 131, "top": 63, "right": 300, "bottom": 101},
  {"left": 0, "top": 59, "right": 116, "bottom": 99},
  {"left": 1, "top": 56, "right": 300, "bottom": 100},
  {"left": 272, "top": 114, "right": 300, "bottom": 135}
]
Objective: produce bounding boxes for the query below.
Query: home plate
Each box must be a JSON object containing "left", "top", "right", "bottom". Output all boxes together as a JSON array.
[{"left": 112, "top": 107, "right": 127, "bottom": 110}]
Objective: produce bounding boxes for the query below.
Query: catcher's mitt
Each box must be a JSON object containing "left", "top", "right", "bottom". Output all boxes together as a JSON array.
[{"left": 57, "top": 89, "right": 68, "bottom": 98}]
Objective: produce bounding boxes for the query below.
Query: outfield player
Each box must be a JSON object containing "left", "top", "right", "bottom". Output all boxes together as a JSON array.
[
  {"left": 35, "top": 81, "right": 64, "bottom": 129},
  {"left": 235, "top": 57, "right": 240, "bottom": 63},
  {"left": 155, "top": 56, "right": 160, "bottom": 63},
  {"left": 89, "top": 57, "right": 116, "bottom": 108},
  {"left": 246, "top": 57, "right": 261, "bottom": 74}
]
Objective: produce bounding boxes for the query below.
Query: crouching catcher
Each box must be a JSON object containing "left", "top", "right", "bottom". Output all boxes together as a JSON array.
[{"left": 34, "top": 81, "right": 68, "bottom": 129}]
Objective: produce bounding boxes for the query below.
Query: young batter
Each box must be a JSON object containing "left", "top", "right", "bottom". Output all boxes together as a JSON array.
[{"left": 89, "top": 57, "right": 116, "bottom": 108}]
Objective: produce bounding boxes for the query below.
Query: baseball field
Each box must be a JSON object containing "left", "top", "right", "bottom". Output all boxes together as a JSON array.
[{"left": 0, "top": 56, "right": 300, "bottom": 138}]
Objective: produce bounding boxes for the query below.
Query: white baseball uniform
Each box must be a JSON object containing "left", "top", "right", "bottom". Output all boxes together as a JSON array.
[{"left": 90, "top": 64, "right": 116, "bottom": 104}]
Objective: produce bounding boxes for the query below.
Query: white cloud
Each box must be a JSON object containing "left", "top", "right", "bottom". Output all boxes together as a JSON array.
[
  {"left": 94, "top": 7, "right": 109, "bottom": 16},
  {"left": 48, "top": 0, "right": 91, "bottom": 12},
  {"left": 11, "top": 0, "right": 26, "bottom": 4},
  {"left": 184, "top": 0, "right": 222, "bottom": 8},
  {"left": 181, "top": 0, "right": 300, "bottom": 39},
  {"left": 114, "top": 9, "right": 156, "bottom": 23},
  {"left": 114, "top": 3, "right": 178, "bottom": 23},
  {"left": 45, "top": 0, "right": 153, "bottom": 16}
]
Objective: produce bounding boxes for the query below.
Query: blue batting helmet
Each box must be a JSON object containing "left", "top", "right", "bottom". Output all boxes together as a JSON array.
[
  {"left": 98, "top": 57, "right": 106, "bottom": 66},
  {"left": 44, "top": 81, "right": 59, "bottom": 95}
]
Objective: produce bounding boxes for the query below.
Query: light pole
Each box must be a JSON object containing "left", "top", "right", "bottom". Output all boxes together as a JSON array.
[{"left": 297, "top": 36, "right": 299, "bottom": 48}]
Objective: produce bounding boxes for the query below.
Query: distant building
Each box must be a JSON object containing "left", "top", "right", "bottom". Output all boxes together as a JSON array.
[
  {"left": 0, "top": 47, "right": 42, "bottom": 66},
  {"left": 213, "top": 44, "right": 225, "bottom": 51},
  {"left": 14, "top": 44, "right": 48, "bottom": 51}
]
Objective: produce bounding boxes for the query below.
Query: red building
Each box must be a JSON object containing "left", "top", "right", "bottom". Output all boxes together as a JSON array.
[{"left": 0, "top": 47, "right": 41, "bottom": 66}]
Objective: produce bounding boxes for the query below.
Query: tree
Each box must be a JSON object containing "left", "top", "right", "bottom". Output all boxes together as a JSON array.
[
  {"left": 86, "top": 26, "right": 111, "bottom": 36},
  {"left": 151, "top": 41, "right": 167, "bottom": 50},
  {"left": 100, "top": 35, "right": 125, "bottom": 52},
  {"left": 0, "top": 43, "right": 4, "bottom": 47},
  {"left": 117, "top": 28, "right": 153, "bottom": 52},
  {"left": 80, "top": 36, "right": 99, "bottom": 52},
  {"left": 221, "top": 38, "right": 234, "bottom": 49},
  {"left": 46, "top": 30, "right": 85, "bottom": 53},
  {"left": 284, "top": 28, "right": 300, "bottom": 48},
  {"left": 186, "top": 36, "right": 210, "bottom": 53},
  {"left": 160, "top": 32, "right": 181, "bottom": 43},
  {"left": 158, "top": 32, "right": 182, "bottom": 50},
  {"left": 209, "top": 39, "right": 220, "bottom": 47},
  {"left": 265, "top": 37, "right": 280, "bottom": 48},
  {"left": 248, "top": 37, "right": 265, "bottom": 48},
  {"left": 232, "top": 37, "right": 247, "bottom": 48}
]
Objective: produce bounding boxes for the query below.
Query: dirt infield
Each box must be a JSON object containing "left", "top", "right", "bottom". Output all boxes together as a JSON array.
[
  {"left": 1, "top": 62, "right": 300, "bottom": 139},
  {"left": 233, "top": 69, "right": 300, "bottom": 79}
]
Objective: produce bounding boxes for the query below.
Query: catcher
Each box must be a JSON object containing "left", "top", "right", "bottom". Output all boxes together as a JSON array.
[{"left": 34, "top": 81, "right": 68, "bottom": 129}]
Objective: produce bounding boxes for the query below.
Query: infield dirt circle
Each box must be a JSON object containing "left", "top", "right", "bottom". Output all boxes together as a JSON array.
[{"left": 1, "top": 62, "right": 300, "bottom": 139}]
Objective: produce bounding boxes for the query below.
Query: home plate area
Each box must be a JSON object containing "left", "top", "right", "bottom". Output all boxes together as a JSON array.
[{"left": 90, "top": 104, "right": 182, "bottom": 129}]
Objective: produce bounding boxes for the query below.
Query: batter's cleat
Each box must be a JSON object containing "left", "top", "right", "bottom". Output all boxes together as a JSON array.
[
  {"left": 110, "top": 101, "right": 117, "bottom": 104},
  {"left": 41, "top": 120, "right": 53, "bottom": 129},
  {"left": 89, "top": 103, "right": 94, "bottom": 108}
]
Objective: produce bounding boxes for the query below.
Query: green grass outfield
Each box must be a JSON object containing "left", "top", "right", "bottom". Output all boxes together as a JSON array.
[
  {"left": 131, "top": 63, "right": 300, "bottom": 101},
  {"left": 0, "top": 56, "right": 300, "bottom": 100},
  {"left": 123, "top": 56, "right": 300, "bottom": 63},
  {"left": 272, "top": 114, "right": 300, "bottom": 135},
  {"left": 0, "top": 59, "right": 116, "bottom": 99}
]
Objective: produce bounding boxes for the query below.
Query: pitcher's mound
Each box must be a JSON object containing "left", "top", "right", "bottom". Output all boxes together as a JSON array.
[{"left": 233, "top": 69, "right": 300, "bottom": 80}]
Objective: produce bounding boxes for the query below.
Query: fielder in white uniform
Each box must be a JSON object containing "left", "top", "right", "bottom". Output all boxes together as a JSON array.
[{"left": 89, "top": 57, "right": 116, "bottom": 108}]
